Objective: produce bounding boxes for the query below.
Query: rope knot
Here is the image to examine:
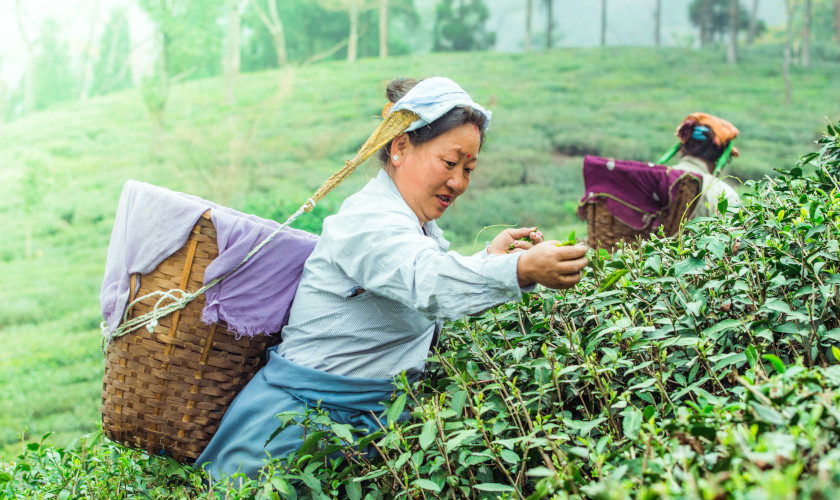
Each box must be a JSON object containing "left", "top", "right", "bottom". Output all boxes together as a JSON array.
[{"left": 146, "top": 318, "right": 159, "bottom": 333}]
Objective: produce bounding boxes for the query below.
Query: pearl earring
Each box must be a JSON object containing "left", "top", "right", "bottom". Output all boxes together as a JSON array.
[{"left": 393, "top": 155, "right": 399, "bottom": 161}]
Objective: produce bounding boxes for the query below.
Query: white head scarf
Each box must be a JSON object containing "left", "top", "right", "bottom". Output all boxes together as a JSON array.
[{"left": 387, "top": 77, "right": 492, "bottom": 133}]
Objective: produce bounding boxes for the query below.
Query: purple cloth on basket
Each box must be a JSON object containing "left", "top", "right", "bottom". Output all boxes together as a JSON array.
[
  {"left": 577, "top": 155, "right": 702, "bottom": 230},
  {"left": 100, "top": 180, "right": 318, "bottom": 338}
]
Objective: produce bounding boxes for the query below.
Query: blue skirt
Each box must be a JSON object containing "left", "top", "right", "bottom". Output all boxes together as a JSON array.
[{"left": 196, "top": 347, "right": 404, "bottom": 480}]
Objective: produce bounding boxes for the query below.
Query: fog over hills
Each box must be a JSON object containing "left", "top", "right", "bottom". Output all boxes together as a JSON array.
[
  {"left": 0, "top": 1, "right": 790, "bottom": 90},
  {"left": 416, "top": 0, "right": 786, "bottom": 51}
]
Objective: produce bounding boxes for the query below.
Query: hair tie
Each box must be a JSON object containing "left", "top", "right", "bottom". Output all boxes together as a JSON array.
[
  {"left": 382, "top": 102, "right": 394, "bottom": 118},
  {"left": 692, "top": 125, "right": 710, "bottom": 142}
]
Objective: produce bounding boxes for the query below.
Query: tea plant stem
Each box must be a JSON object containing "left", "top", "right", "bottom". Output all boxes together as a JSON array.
[
  {"left": 547, "top": 354, "right": 566, "bottom": 410},
  {"left": 370, "top": 441, "right": 410, "bottom": 496},
  {"left": 471, "top": 416, "right": 520, "bottom": 493},
  {"left": 577, "top": 386, "right": 594, "bottom": 420},
  {"left": 735, "top": 376, "right": 793, "bottom": 420},
  {"left": 584, "top": 357, "right": 620, "bottom": 436},
  {"left": 641, "top": 430, "right": 653, "bottom": 479},
  {"left": 431, "top": 401, "right": 456, "bottom": 478},
  {"left": 644, "top": 364, "right": 675, "bottom": 413},
  {"left": 700, "top": 354, "right": 727, "bottom": 395},
  {"left": 465, "top": 340, "right": 529, "bottom": 434},
  {"left": 516, "top": 306, "right": 527, "bottom": 337},
  {"left": 458, "top": 387, "right": 521, "bottom": 493},
  {"left": 491, "top": 310, "right": 513, "bottom": 350}
]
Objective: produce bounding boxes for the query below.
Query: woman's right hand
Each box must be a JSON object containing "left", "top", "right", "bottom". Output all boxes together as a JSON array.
[{"left": 516, "top": 242, "right": 589, "bottom": 289}]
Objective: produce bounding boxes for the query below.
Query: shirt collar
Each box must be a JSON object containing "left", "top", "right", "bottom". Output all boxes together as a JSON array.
[
  {"left": 373, "top": 169, "right": 449, "bottom": 251},
  {"left": 677, "top": 155, "right": 712, "bottom": 176}
]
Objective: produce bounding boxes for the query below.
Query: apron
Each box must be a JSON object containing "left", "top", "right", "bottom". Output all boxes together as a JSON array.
[{"left": 196, "top": 347, "right": 406, "bottom": 480}]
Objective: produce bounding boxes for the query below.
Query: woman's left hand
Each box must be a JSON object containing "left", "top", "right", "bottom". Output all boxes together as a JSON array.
[{"left": 487, "top": 227, "right": 544, "bottom": 256}]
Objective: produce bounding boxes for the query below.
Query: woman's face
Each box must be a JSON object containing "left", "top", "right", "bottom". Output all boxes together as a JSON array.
[{"left": 389, "top": 123, "right": 481, "bottom": 225}]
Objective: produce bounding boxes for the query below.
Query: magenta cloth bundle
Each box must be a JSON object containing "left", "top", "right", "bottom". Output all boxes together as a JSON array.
[
  {"left": 100, "top": 180, "right": 319, "bottom": 338},
  {"left": 578, "top": 156, "right": 702, "bottom": 230}
]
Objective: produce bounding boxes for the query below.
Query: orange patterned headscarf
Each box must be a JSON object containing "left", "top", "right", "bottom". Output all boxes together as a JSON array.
[{"left": 676, "top": 112, "right": 740, "bottom": 158}]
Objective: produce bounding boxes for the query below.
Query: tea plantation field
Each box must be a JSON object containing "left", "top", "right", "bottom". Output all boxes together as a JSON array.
[{"left": 1, "top": 46, "right": 839, "bottom": 498}]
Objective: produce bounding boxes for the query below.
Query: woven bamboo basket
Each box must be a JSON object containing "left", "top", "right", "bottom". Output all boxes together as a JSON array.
[
  {"left": 583, "top": 174, "right": 702, "bottom": 253},
  {"left": 101, "top": 211, "right": 281, "bottom": 462}
]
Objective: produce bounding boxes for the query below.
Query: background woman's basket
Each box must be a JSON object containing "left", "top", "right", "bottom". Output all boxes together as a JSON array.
[
  {"left": 581, "top": 165, "right": 702, "bottom": 253},
  {"left": 101, "top": 212, "right": 280, "bottom": 462}
]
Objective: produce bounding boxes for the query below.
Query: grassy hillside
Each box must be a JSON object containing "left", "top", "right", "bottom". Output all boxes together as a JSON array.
[{"left": 0, "top": 46, "right": 837, "bottom": 458}]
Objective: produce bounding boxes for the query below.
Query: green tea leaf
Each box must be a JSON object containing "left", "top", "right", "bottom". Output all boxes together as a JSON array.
[
  {"left": 597, "top": 269, "right": 629, "bottom": 292},
  {"left": 356, "top": 431, "right": 384, "bottom": 450},
  {"left": 387, "top": 394, "right": 407, "bottom": 427},
  {"left": 745, "top": 345, "right": 758, "bottom": 368},
  {"left": 701, "top": 319, "right": 741, "bottom": 341},
  {"left": 675, "top": 256, "right": 706, "bottom": 277},
  {"left": 474, "top": 483, "right": 515, "bottom": 492},
  {"left": 451, "top": 390, "right": 467, "bottom": 417},
  {"left": 330, "top": 422, "right": 354, "bottom": 443},
  {"left": 298, "top": 472, "right": 322, "bottom": 491},
  {"left": 344, "top": 478, "right": 362, "bottom": 500},
  {"left": 394, "top": 451, "right": 410, "bottom": 469},
  {"left": 419, "top": 419, "right": 438, "bottom": 450},
  {"left": 271, "top": 478, "right": 292, "bottom": 496},
  {"left": 762, "top": 354, "right": 786, "bottom": 374},
  {"left": 414, "top": 478, "right": 442, "bottom": 493},
  {"left": 622, "top": 406, "right": 642, "bottom": 439},
  {"left": 357, "top": 468, "right": 389, "bottom": 481},
  {"left": 445, "top": 430, "right": 479, "bottom": 452},
  {"left": 298, "top": 431, "right": 327, "bottom": 456},
  {"left": 500, "top": 449, "right": 520, "bottom": 464}
]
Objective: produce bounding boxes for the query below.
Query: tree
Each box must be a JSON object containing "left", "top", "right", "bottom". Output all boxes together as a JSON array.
[
  {"left": 700, "top": 0, "right": 713, "bottom": 46},
  {"left": 30, "top": 19, "right": 78, "bottom": 111},
  {"left": 241, "top": 0, "right": 414, "bottom": 69},
  {"left": 727, "top": 0, "right": 738, "bottom": 64},
  {"left": 834, "top": 0, "right": 840, "bottom": 46},
  {"left": 433, "top": 0, "right": 496, "bottom": 52},
  {"left": 90, "top": 8, "right": 132, "bottom": 96},
  {"left": 601, "top": 0, "right": 608, "bottom": 46},
  {"left": 654, "top": 0, "right": 662, "bottom": 46},
  {"left": 379, "top": 0, "right": 388, "bottom": 58},
  {"left": 349, "top": 0, "right": 359, "bottom": 62},
  {"left": 784, "top": 0, "right": 796, "bottom": 104},
  {"left": 747, "top": 0, "right": 760, "bottom": 44},
  {"left": 249, "top": 0, "right": 289, "bottom": 67},
  {"left": 78, "top": 0, "right": 101, "bottom": 100},
  {"left": 544, "top": 0, "right": 554, "bottom": 48},
  {"left": 224, "top": 0, "right": 244, "bottom": 104},
  {"left": 136, "top": 0, "right": 226, "bottom": 124},
  {"left": 525, "top": 0, "right": 533, "bottom": 51},
  {"left": 689, "top": 0, "right": 750, "bottom": 46},
  {"left": 803, "top": 0, "right": 811, "bottom": 66},
  {"left": 14, "top": 0, "right": 38, "bottom": 115},
  {"left": 317, "top": 0, "right": 377, "bottom": 62}
]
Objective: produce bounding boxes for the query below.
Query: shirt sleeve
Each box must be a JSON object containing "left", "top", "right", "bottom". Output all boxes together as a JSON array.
[{"left": 323, "top": 205, "right": 525, "bottom": 321}]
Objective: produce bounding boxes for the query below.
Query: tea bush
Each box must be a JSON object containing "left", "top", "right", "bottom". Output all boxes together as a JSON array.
[
  {"left": 4, "top": 123, "right": 840, "bottom": 499},
  {"left": 248, "top": 122, "right": 840, "bottom": 499}
]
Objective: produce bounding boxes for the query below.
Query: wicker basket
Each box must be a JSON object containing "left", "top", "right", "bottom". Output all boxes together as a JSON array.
[
  {"left": 583, "top": 174, "right": 702, "bottom": 253},
  {"left": 101, "top": 212, "right": 281, "bottom": 462}
]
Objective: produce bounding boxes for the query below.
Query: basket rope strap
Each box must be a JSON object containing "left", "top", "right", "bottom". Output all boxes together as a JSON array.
[{"left": 101, "top": 109, "right": 419, "bottom": 351}]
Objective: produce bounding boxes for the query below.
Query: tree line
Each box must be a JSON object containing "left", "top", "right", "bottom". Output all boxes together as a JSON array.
[{"left": 3, "top": 0, "right": 839, "bottom": 122}]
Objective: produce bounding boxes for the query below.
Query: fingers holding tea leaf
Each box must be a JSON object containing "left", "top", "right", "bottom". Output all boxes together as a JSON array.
[{"left": 491, "top": 226, "right": 539, "bottom": 255}]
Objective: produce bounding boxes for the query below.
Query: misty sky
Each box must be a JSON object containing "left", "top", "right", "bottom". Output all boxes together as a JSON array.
[{"left": 0, "top": 0, "right": 787, "bottom": 90}]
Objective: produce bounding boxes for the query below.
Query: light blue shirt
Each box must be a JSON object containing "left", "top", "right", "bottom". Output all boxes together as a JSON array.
[{"left": 278, "top": 169, "right": 527, "bottom": 380}]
